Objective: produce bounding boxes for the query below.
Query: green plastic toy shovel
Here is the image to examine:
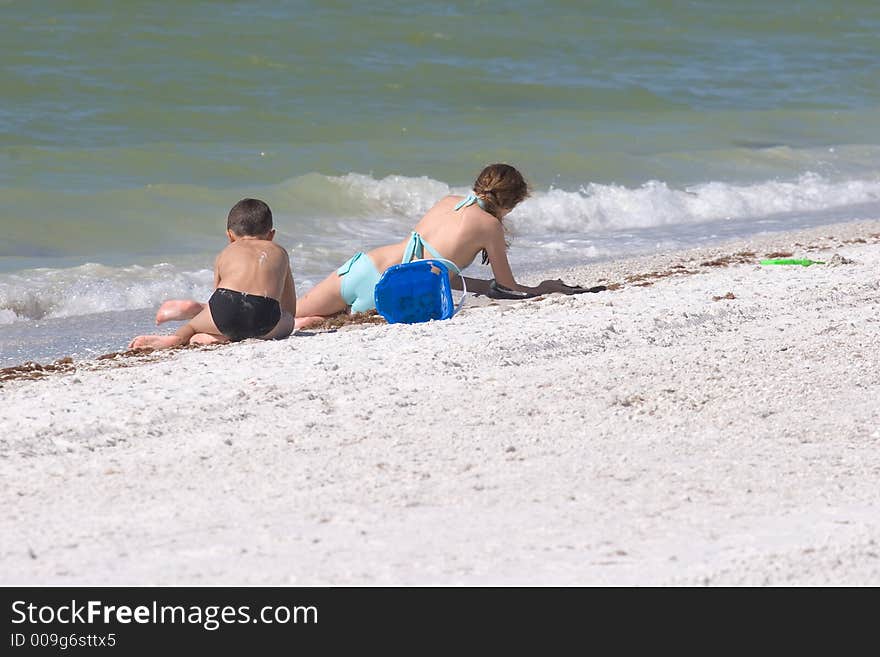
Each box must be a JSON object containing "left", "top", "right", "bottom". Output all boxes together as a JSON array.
[{"left": 759, "top": 258, "right": 825, "bottom": 266}]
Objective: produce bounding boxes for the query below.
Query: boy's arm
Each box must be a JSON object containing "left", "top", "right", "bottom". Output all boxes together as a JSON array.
[
  {"left": 280, "top": 259, "right": 296, "bottom": 317},
  {"left": 212, "top": 252, "right": 222, "bottom": 290}
]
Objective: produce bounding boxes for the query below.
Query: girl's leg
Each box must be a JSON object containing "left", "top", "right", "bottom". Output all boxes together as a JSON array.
[
  {"left": 156, "top": 299, "right": 205, "bottom": 325},
  {"left": 294, "top": 273, "right": 348, "bottom": 329}
]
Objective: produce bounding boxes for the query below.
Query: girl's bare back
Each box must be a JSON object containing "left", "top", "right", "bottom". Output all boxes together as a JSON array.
[{"left": 366, "top": 195, "right": 493, "bottom": 273}]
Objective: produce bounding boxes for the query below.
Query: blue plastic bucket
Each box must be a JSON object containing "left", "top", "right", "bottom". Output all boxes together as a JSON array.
[{"left": 374, "top": 259, "right": 462, "bottom": 324}]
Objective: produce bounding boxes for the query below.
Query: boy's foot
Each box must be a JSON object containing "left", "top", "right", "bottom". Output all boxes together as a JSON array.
[
  {"left": 128, "top": 335, "right": 185, "bottom": 350},
  {"left": 189, "top": 333, "right": 228, "bottom": 346},
  {"left": 294, "top": 315, "right": 327, "bottom": 330},
  {"left": 156, "top": 300, "right": 204, "bottom": 325}
]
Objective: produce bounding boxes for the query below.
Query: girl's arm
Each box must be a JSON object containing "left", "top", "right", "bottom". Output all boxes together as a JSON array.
[
  {"left": 447, "top": 225, "right": 514, "bottom": 294},
  {"left": 449, "top": 223, "right": 578, "bottom": 296},
  {"left": 481, "top": 225, "right": 567, "bottom": 295}
]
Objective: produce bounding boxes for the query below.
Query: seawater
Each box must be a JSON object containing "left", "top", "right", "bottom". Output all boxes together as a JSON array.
[{"left": 2, "top": 1, "right": 880, "bottom": 364}]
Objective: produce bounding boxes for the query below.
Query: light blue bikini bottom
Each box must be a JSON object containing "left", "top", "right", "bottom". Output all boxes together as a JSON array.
[
  {"left": 337, "top": 232, "right": 458, "bottom": 313},
  {"left": 337, "top": 251, "right": 381, "bottom": 313}
]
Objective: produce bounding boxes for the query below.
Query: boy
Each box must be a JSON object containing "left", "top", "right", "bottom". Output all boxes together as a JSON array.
[{"left": 129, "top": 198, "right": 296, "bottom": 350}]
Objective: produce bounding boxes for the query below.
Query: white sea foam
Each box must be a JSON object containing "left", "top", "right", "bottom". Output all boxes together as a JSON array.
[
  {"left": 333, "top": 173, "right": 457, "bottom": 217},
  {"left": 510, "top": 173, "right": 880, "bottom": 233},
  {"left": 326, "top": 171, "right": 880, "bottom": 233},
  {"left": 0, "top": 263, "right": 212, "bottom": 323}
]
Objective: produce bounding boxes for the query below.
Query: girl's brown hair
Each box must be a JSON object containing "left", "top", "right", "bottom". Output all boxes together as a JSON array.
[{"left": 473, "top": 163, "right": 529, "bottom": 218}]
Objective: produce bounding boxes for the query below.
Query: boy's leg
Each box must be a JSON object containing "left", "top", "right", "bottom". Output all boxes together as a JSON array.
[
  {"left": 128, "top": 334, "right": 186, "bottom": 349},
  {"left": 261, "top": 310, "right": 294, "bottom": 340},
  {"left": 177, "top": 304, "right": 224, "bottom": 343},
  {"left": 129, "top": 304, "right": 224, "bottom": 350},
  {"left": 156, "top": 299, "right": 205, "bottom": 325},
  {"left": 189, "top": 333, "right": 229, "bottom": 346}
]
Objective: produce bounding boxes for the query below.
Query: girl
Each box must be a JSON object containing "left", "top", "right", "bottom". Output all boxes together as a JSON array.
[{"left": 294, "top": 163, "right": 581, "bottom": 329}]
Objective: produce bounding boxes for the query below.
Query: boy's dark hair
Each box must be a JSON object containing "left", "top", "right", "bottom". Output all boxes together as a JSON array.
[{"left": 227, "top": 198, "right": 273, "bottom": 236}]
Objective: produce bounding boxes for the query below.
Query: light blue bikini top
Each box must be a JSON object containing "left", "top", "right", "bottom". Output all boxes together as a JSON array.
[{"left": 402, "top": 232, "right": 462, "bottom": 276}]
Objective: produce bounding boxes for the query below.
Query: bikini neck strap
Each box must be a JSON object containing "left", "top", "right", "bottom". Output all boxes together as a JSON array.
[{"left": 453, "top": 191, "right": 488, "bottom": 212}]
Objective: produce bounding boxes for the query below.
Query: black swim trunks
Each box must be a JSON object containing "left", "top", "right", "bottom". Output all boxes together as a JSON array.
[{"left": 208, "top": 288, "right": 281, "bottom": 342}]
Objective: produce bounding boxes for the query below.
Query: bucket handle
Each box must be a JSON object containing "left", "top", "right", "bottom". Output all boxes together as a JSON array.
[{"left": 422, "top": 258, "right": 467, "bottom": 315}]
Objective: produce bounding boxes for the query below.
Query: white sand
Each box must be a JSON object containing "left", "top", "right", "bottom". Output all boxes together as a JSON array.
[{"left": 2, "top": 220, "right": 879, "bottom": 585}]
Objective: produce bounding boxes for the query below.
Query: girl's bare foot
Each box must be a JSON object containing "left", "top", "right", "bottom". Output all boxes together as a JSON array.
[
  {"left": 156, "top": 300, "right": 204, "bottom": 325},
  {"left": 128, "top": 335, "right": 185, "bottom": 350}
]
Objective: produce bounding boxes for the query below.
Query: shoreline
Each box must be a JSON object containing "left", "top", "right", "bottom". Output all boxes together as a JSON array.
[
  {"left": 5, "top": 219, "right": 879, "bottom": 379},
  {"left": 2, "top": 218, "right": 879, "bottom": 584}
]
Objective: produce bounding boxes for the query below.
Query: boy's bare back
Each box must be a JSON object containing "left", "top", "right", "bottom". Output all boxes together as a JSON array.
[{"left": 216, "top": 238, "right": 290, "bottom": 302}]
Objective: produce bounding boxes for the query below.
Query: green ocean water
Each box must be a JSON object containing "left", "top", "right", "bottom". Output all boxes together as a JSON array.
[
  {"left": 4, "top": 1, "right": 880, "bottom": 186},
  {"left": 1, "top": 0, "right": 880, "bottom": 362}
]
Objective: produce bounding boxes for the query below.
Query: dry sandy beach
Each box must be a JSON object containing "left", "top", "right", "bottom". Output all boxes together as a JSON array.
[{"left": 2, "top": 220, "right": 879, "bottom": 585}]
